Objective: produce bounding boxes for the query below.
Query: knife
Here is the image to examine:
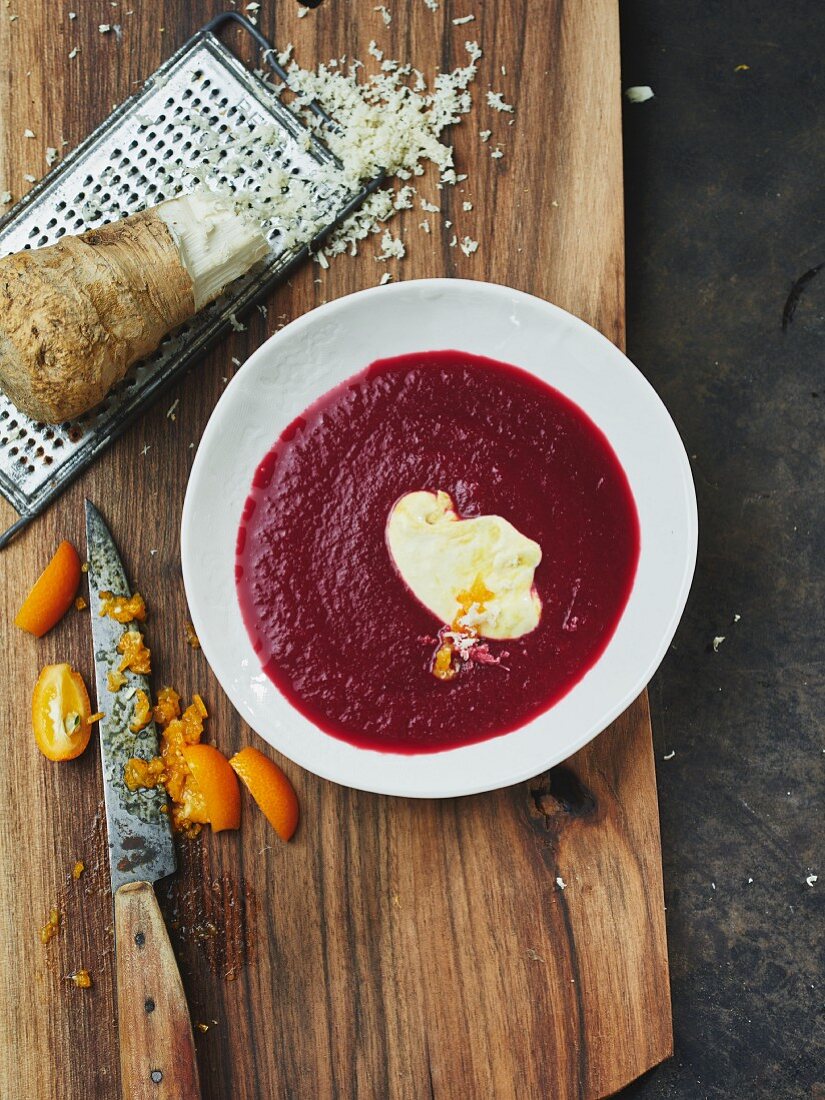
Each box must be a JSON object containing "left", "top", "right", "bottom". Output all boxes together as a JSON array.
[{"left": 85, "top": 500, "right": 201, "bottom": 1100}]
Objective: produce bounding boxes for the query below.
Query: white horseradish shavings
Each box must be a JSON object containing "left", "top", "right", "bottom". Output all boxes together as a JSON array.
[
  {"left": 486, "top": 90, "right": 514, "bottom": 113},
  {"left": 83, "top": 43, "right": 482, "bottom": 269}
]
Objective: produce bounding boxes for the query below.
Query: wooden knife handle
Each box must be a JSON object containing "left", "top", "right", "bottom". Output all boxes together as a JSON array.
[{"left": 114, "top": 881, "right": 201, "bottom": 1100}]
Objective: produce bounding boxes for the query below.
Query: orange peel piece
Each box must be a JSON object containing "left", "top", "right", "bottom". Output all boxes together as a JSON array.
[
  {"left": 229, "top": 747, "right": 299, "bottom": 841},
  {"left": 15, "top": 541, "right": 81, "bottom": 638},
  {"left": 181, "top": 744, "right": 241, "bottom": 832}
]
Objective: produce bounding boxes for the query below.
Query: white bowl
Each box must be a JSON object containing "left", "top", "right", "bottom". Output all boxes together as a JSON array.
[{"left": 181, "top": 279, "right": 697, "bottom": 798}]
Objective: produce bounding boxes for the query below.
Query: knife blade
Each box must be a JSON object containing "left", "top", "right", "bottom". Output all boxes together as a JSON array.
[
  {"left": 85, "top": 499, "right": 175, "bottom": 892},
  {"left": 85, "top": 500, "right": 200, "bottom": 1100}
]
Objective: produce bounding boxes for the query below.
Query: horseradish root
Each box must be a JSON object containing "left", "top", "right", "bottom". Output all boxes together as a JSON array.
[{"left": 0, "top": 189, "right": 268, "bottom": 422}]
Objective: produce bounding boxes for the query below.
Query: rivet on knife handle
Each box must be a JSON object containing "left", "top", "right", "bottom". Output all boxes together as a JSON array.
[{"left": 114, "top": 882, "right": 201, "bottom": 1100}]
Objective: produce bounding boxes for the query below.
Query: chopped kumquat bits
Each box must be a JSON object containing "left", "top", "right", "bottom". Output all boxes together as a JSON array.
[
  {"left": 126, "top": 692, "right": 213, "bottom": 835},
  {"left": 71, "top": 861, "right": 85, "bottom": 880},
  {"left": 107, "top": 669, "right": 127, "bottom": 692},
  {"left": 452, "top": 574, "right": 495, "bottom": 630},
  {"left": 185, "top": 621, "right": 201, "bottom": 649},
  {"left": 117, "top": 630, "right": 151, "bottom": 674},
  {"left": 40, "top": 907, "right": 61, "bottom": 945},
  {"left": 129, "top": 689, "right": 151, "bottom": 733},
  {"left": 432, "top": 642, "right": 457, "bottom": 681},
  {"left": 153, "top": 687, "right": 181, "bottom": 728},
  {"left": 74, "top": 596, "right": 87, "bottom": 611},
  {"left": 68, "top": 969, "right": 92, "bottom": 989},
  {"left": 99, "top": 591, "right": 146, "bottom": 623},
  {"left": 124, "top": 756, "right": 166, "bottom": 792}
]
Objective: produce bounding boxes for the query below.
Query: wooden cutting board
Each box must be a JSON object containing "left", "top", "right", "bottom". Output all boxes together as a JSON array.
[{"left": 0, "top": 2, "right": 672, "bottom": 1097}]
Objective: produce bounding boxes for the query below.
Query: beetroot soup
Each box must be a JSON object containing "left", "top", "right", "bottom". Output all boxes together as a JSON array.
[{"left": 235, "top": 350, "right": 640, "bottom": 753}]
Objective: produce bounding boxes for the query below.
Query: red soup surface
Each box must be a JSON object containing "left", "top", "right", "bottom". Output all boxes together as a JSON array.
[{"left": 236, "top": 350, "right": 640, "bottom": 754}]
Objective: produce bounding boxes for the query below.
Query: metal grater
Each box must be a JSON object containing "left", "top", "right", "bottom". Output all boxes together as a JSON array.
[{"left": 0, "top": 13, "right": 383, "bottom": 547}]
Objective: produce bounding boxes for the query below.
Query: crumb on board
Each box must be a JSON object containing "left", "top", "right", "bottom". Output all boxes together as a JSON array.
[
  {"left": 625, "top": 85, "right": 654, "bottom": 103},
  {"left": 663, "top": 750, "right": 676, "bottom": 760},
  {"left": 486, "top": 91, "right": 514, "bottom": 113},
  {"left": 712, "top": 635, "right": 725, "bottom": 652},
  {"left": 806, "top": 874, "right": 818, "bottom": 887},
  {"left": 556, "top": 876, "right": 566, "bottom": 890},
  {"left": 452, "top": 14, "right": 474, "bottom": 24}
]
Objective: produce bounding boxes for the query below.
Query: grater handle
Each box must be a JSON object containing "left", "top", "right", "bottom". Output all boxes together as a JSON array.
[{"left": 114, "top": 881, "right": 201, "bottom": 1100}]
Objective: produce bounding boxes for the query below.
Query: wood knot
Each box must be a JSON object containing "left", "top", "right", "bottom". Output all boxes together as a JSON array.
[{"left": 528, "top": 765, "right": 596, "bottom": 828}]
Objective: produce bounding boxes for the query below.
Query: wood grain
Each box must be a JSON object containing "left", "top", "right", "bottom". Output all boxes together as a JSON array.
[
  {"left": 114, "top": 882, "right": 201, "bottom": 1100},
  {"left": 0, "top": 2, "right": 672, "bottom": 1097}
]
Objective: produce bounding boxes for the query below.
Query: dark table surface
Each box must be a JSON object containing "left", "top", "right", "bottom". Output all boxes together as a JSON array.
[{"left": 619, "top": 2, "right": 824, "bottom": 1097}]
